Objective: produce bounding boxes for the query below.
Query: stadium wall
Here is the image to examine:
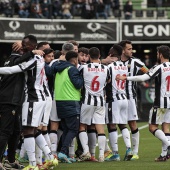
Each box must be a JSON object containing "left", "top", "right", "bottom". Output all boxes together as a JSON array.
[{"left": 1, "top": 18, "right": 170, "bottom": 44}]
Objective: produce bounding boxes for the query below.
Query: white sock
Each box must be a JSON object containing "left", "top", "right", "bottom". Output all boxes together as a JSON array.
[
  {"left": 132, "top": 129, "right": 139, "bottom": 155},
  {"left": 49, "top": 131, "right": 58, "bottom": 155},
  {"left": 24, "top": 137, "right": 36, "bottom": 166},
  {"left": 98, "top": 135, "right": 106, "bottom": 157},
  {"left": 35, "top": 133, "right": 54, "bottom": 160},
  {"left": 88, "top": 131, "right": 96, "bottom": 156},
  {"left": 161, "top": 133, "right": 170, "bottom": 156},
  {"left": 109, "top": 130, "right": 118, "bottom": 153},
  {"left": 166, "top": 134, "right": 170, "bottom": 141},
  {"left": 161, "top": 141, "right": 167, "bottom": 157},
  {"left": 69, "top": 138, "right": 76, "bottom": 157},
  {"left": 105, "top": 140, "right": 111, "bottom": 152},
  {"left": 43, "top": 131, "right": 51, "bottom": 148},
  {"left": 20, "top": 143, "right": 26, "bottom": 158},
  {"left": 122, "top": 128, "right": 131, "bottom": 149},
  {"left": 154, "top": 129, "right": 170, "bottom": 146},
  {"left": 79, "top": 131, "right": 89, "bottom": 154},
  {"left": 35, "top": 144, "right": 42, "bottom": 165}
]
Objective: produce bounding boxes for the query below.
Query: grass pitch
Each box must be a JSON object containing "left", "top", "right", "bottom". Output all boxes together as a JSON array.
[{"left": 54, "top": 122, "right": 170, "bottom": 170}]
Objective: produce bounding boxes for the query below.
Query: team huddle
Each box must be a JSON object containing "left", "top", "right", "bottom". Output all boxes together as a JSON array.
[{"left": 0, "top": 36, "right": 170, "bottom": 170}]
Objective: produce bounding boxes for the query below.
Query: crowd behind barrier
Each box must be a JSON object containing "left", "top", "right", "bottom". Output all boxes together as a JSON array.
[{"left": 1, "top": 0, "right": 170, "bottom": 20}]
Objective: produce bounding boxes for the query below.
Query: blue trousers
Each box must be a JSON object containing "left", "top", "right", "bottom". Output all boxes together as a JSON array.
[{"left": 60, "top": 115, "right": 80, "bottom": 156}]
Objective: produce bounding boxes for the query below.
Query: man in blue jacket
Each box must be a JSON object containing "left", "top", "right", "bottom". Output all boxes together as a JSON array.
[{"left": 53, "top": 51, "right": 83, "bottom": 163}]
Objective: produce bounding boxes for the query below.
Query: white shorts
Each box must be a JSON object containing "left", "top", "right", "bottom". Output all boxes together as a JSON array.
[
  {"left": 106, "top": 99, "right": 128, "bottom": 124},
  {"left": 128, "top": 98, "right": 138, "bottom": 121},
  {"left": 149, "top": 107, "right": 170, "bottom": 125},
  {"left": 41, "top": 96, "right": 52, "bottom": 126},
  {"left": 22, "top": 101, "right": 46, "bottom": 127},
  {"left": 80, "top": 104, "right": 105, "bottom": 125},
  {"left": 50, "top": 100, "right": 61, "bottom": 122}
]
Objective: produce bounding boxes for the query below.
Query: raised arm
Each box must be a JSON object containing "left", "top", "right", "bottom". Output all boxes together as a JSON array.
[
  {"left": 127, "top": 74, "right": 150, "bottom": 82},
  {"left": 116, "top": 74, "right": 150, "bottom": 82},
  {"left": 0, "top": 65, "right": 22, "bottom": 74}
]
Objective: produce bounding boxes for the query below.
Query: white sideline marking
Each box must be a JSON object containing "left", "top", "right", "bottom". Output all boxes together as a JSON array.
[
  {"left": 96, "top": 124, "right": 149, "bottom": 146},
  {"left": 117, "top": 124, "right": 149, "bottom": 138}
]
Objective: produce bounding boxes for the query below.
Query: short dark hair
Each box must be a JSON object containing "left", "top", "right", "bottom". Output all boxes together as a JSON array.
[
  {"left": 89, "top": 47, "right": 100, "bottom": 59},
  {"left": 109, "top": 44, "right": 123, "bottom": 57},
  {"left": 157, "top": 45, "right": 170, "bottom": 59},
  {"left": 54, "top": 50, "right": 62, "bottom": 59},
  {"left": 43, "top": 48, "right": 54, "bottom": 56},
  {"left": 65, "top": 51, "right": 78, "bottom": 61},
  {"left": 37, "top": 42, "right": 49, "bottom": 49},
  {"left": 23, "top": 35, "right": 37, "bottom": 45},
  {"left": 78, "top": 47, "right": 89, "bottom": 55},
  {"left": 118, "top": 40, "right": 132, "bottom": 48}
]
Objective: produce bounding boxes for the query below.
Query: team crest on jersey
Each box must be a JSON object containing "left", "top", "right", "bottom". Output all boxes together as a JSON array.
[
  {"left": 29, "top": 107, "right": 33, "bottom": 112},
  {"left": 12, "top": 110, "right": 15, "bottom": 115},
  {"left": 4, "top": 61, "right": 10, "bottom": 66}
]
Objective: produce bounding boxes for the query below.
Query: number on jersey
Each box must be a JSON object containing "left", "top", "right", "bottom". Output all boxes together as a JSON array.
[
  {"left": 116, "top": 74, "right": 126, "bottom": 90},
  {"left": 91, "top": 76, "right": 100, "bottom": 92}
]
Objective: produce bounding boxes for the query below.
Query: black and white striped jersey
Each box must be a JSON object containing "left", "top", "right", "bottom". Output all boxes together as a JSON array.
[
  {"left": 147, "top": 62, "right": 170, "bottom": 108},
  {"left": 121, "top": 57, "right": 147, "bottom": 99},
  {"left": 79, "top": 63, "right": 110, "bottom": 106},
  {"left": 21, "top": 55, "right": 46, "bottom": 102},
  {"left": 107, "top": 61, "right": 128, "bottom": 101},
  {"left": 0, "top": 55, "right": 47, "bottom": 102},
  {"left": 43, "top": 73, "right": 51, "bottom": 98}
]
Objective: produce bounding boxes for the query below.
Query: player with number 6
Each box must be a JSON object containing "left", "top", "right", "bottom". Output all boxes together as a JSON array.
[{"left": 78, "top": 47, "right": 110, "bottom": 162}]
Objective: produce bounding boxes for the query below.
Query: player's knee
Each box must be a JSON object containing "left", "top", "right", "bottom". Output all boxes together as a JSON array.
[
  {"left": 107, "top": 125, "right": 117, "bottom": 133},
  {"left": 87, "top": 129, "right": 97, "bottom": 134},
  {"left": 149, "top": 125, "right": 156, "bottom": 134},
  {"left": 79, "top": 124, "right": 86, "bottom": 131},
  {"left": 22, "top": 126, "right": 35, "bottom": 135},
  {"left": 87, "top": 124, "right": 95, "bottom": 130},
  {"left": 128, "top": 121, "right": 137, "bottom": 130},
  {"left": 119, "top": 126, "right": 127, "bottom": 131}
]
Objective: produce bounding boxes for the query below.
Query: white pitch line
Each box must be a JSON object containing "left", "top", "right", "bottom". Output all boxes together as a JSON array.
[
  {"left": 117, "top": 124, "right": 148, "bottom": 138},
  {"left": 96, "top": 124, "right": 149, "bottom": 145},
  {"left": 107, "top": 124, "right": 149, "bottom": 141}
]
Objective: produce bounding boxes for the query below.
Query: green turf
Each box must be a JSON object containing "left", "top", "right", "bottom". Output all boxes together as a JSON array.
[{"left": 54, "top": 122, "right": 170, "bottom": 170}]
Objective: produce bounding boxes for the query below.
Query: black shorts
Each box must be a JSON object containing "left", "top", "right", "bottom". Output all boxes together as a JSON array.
[{"left": 0, "top": 104, "right": 21, "bottom": 136}]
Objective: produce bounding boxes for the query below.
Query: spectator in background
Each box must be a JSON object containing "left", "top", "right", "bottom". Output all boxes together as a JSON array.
[
  {"left": 155, "top": 0, "right": 163, "bottom": 8},
  {"left": 61, "top": 0, "right": 73, "bottom": 19},
  {"left": 94, "top": 0, "right": 108, "bottom": 19},
  {"left": 30, "top": 0, "right": 44, "bottom": 18},
  {"left": 1, "top": 0, "right": 13, "bottom": 17},
  {"left": 0, "top": 2, "right": 3, "bottom": 15},
  {"left": 41, "top": 0, "right": 51, "bottom": 18},
  {"left": 52, "top": 0, "right": 62, "bottom": 18},
  {"left": 123, "top": 0, "right": 133, "bottom": 20},
  {"left": 103, "top": 0, "right": 112, "bottom": 17},
  {"left": 16, "top": 0, "right": 30, "bottom": 18},
  {"left": 81, "top": 0, "right": 94, "bottom": 19},
  {"left": 71, "top": 0, "right": 83, "bottom": 17},
  {"left": 112, "top": 0, "right": 120, "bottom": 17}
]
